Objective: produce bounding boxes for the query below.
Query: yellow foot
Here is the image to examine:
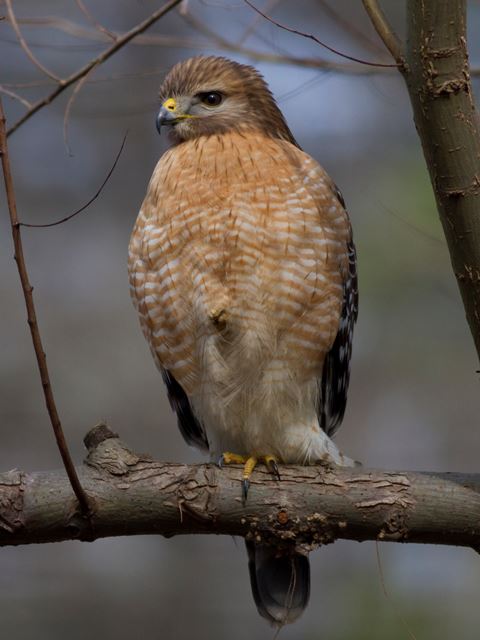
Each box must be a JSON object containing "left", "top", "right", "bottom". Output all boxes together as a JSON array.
[{"left": 219, "top": 452, "right": 281, "bottom": 502}]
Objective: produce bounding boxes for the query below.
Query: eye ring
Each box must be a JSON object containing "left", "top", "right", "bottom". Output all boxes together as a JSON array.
[{"left": 198, "top": 91, "right": 223, "bottom": 107}]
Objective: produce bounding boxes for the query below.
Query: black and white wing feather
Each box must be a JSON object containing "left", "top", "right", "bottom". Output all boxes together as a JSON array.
[
  {"left": 318, "top": 214, "right": 358, "bottom": 437},
  {"left": 162, "top": 369, "right": 209, "bottom": 450}
]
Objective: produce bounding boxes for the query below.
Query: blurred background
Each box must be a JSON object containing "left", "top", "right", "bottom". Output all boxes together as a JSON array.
[{"left": 1, "top": 1, "right": 480, "bottom": 638}]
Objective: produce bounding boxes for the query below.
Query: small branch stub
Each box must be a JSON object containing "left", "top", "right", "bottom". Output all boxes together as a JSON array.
[{"left": 83, "top": 422, "right": 119, "bottom": 451}]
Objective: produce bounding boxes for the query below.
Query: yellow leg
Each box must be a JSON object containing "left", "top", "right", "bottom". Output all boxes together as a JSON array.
[
  {"left": 221, "top": 452, "right": 249, "bottom": 465},
  {"left": 242, "top": 456, "right": 258, "bottom": 479},
  {"left": 241, "top": 456, "right": 258, "bottom": 502},
  {"left": 219, "top": 452, "right": 281, "bottom": 502}
]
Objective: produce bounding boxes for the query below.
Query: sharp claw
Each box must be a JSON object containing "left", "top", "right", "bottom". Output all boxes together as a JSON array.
[
  {"left": 242, "top": 478, "right": 250, "bottom": 503},
  {"left": 270, "top": 459, "right": 281, "bottom": 481},
  {"left": 221, "top": 453, "right": 279, "bottom": 500}
]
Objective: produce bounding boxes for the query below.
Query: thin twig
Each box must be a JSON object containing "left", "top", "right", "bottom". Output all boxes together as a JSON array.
[
  {"left": 375, "top": 544, "right": 418, "bottom": 640},
  {"left": 278, "top": 72, "right": 331, "bottom": 104},
  {"left": 0, "top": 98, "right": 91, "bottom": 515},
  {"left": 9, "top": 14, "right": 480, "bottom": 75},
  {"left": 378, "top": 200, "right": 444, "bottom": 246},
  {"left": 181, "top": 11, "right": 383, "bottom": 75},
  {"left": 75, "top": 0, "right": 116, "bottom": 41},
  {"left": 3, "top": 68, "right": 167, "bottom": 90},
  {"left": 10, "top": 16, "right": 129, "bottom": 44},
  {"left": 244, "top": 0, "right": 398, "bottom": 68},
  {"left": 179, "top": 0, "right": 190, "bottom": 15},
  {"left": 6, "top": 19, "right": 213, "bottom": 50},
  {"left": 20, "top": 132, "right": 127, "bottom": 228},
  {"left": 7, "top": 0, "right": 183, "bottom": 137},
  {"left": 0, "top": 85, "right": 32, "bottom": 109},
  {"left": 181, "top": 5, "right": 295, "bottom": 61},
  {"left": 318, "top": 0, "right": 387, "bottom": 57},
  {"left": 362, "top": 0, "right": 404, "bottom": 66},
  {"left": 237, "top": 0, "right": 281, "bottom": 45},
  {"left": 63, "top": 65, "right": 96, "bottom": 156},
  {"left": 4, "top": 0, "right": 61, "bottom": 81}
]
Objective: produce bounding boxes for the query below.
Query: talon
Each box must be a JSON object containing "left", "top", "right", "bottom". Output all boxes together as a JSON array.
[
  {"left": 242, "top": 456, "right": 258, "bottom": 503},
  {"left": 265, "top": 456, "right": 280, "bottom": 480},
  {"left": 219, "top": 452, "right": 281, "bottom": 501},
  {"left": 242, "top": 478, "right": 250, "bottom": 503}
]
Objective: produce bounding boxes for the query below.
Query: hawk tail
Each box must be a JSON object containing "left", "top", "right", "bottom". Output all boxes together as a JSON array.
[{"left": 246, "top": 541, "right": 310, "bottom": 626}]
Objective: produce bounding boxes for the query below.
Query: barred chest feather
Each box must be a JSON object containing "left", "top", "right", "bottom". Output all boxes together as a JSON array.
[{"left": 129, "top": 131, "right": 354, "bottom": 465}]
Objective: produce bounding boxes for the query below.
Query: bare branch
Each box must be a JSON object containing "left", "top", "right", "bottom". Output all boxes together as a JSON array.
[
  {"left": 362, "top": 0, "right": 405, "bottom": 65},
  {"left": 2, "top": 424, "right": 480, "bottom": 550},
  {"left": 0, "top": 98, "right": 91, "bottom": 515},
  {"left": 10, "top": 13, "right": 480, "bottom": 76},
  {"left": 4, "top": 0, "right": 61, "bottom": 81},
  {"left": 237, "top": 0, "right": 282, "bottom": 45},
  {"left": 244, "top": 0, "right": 398, "bottom": 68},
  {"left": 0, "top": 85, "right": 32, "bottom": 109},
  {"left": 63, "top": 66, "right": 96, "bottom": 156},
  {"left": 3, "top": 69, "right": 166, "bottom": 91},
  {"left": 74, "top": 0, "right": 117, "bottom": 42},
  {"left": 11, "top": 16, "right": 190, "bottom": 46},
  {"left": 3, "top": 18, "right": 398, "bottom": 82},
  {"left": 374, "top": 544, "right": 419, "bottom": 640},
  {"left": 181, "top": 11, "right": 386, "bottom": 75},
  {"left": 6, "top": 0, "right": 184, "bottom": 137},
  {"left": 318, "top": 0, "right": 387, "bottom": 57},
  {"left": 19, "top": 133, "right": 127, "bottom": 228}
]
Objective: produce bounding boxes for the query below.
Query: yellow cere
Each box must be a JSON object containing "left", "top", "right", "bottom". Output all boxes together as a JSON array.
[{"left": 163, "top": 98, "right": 176, "bottom": 111}]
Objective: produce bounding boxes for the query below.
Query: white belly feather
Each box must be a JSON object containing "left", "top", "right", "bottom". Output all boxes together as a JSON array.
[{"left": 190, "top": 304, "right": 354, "bottom": 467}]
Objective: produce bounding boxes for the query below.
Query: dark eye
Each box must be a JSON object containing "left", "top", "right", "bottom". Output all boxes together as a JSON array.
[{"left": 198, "top": 92, "right": 223, "bottom": 107}]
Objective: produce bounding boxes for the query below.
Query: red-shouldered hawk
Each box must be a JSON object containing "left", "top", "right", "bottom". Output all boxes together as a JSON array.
[{"left": 128, "top": 56, "right": 358, "bottom": 626}]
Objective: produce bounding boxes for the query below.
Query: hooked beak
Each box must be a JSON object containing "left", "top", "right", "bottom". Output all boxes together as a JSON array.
[{"left": 156, "top": 106, "right": 178, "bottom": 134}]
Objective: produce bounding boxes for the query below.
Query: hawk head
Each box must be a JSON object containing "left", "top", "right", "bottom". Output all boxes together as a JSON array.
[{"left": 156, "top": 56, "right": 296, "bottom": 145}]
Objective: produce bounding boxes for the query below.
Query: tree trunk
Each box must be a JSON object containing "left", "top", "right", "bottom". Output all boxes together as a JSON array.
[{"left": 404, "top": 0, "right": 480, "bottom": 360}]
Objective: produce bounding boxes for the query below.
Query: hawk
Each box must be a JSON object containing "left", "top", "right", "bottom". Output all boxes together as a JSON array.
[{"left": 128, "top": 56, "right": 358, "bottom": 625}]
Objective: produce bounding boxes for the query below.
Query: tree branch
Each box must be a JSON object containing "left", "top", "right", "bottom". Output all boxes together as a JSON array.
[
  {"left": 362, "top": 0, "right": 404, "bottom": 65},
  {"left": 2, "top": 424, "right": 480, "bottom": 550},
  {"left": 320, "top": 0, "right": 388, "bottom": 57},
  {"left": 74, "top": 0, "right": 117, "bottom": 42},
  {"left": 19, "top": 133, "right": 127, "bottom": 228},
  {"left": 8, "top": 11, "right": 480, "bottom": 80},
  {"left": 402, "top": 0, "right": 480, "bottom": 362},
  {"left": 244, "top": 0, "right": 397, "bottom": 69},
  {"left": 4, "top": 0, "right": 61, "bottom": 82},
  {"left": 364, "top": 1, "right": 480, "bottom": 363},
  {"left": 180, "top": 11, "right": 391, "bottom": 76},
  {"left": 0, "top": 98, "right": 91, "bottom": 515},
  {"left": 0, "top": 84, "right": 32, "bottom": 109},
  {"left": 6, "top": 0, "right": 183, "bottom": 137}
]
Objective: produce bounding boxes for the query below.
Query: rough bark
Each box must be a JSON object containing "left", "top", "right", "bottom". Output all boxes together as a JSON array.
[
  {"left": 1, "top": 424, "right": 480, "bottom": 551},
  {"left": 404, "top": 0, "right": 480, "bottom": 360}
]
